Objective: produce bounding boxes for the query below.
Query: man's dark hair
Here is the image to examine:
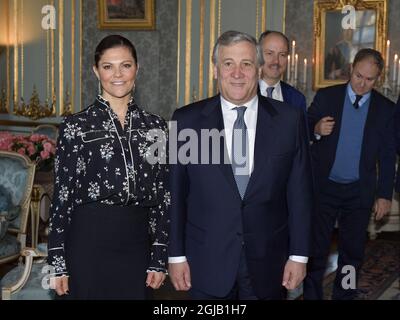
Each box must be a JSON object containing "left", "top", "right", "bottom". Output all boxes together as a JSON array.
[{"left": 352, "top": 48, "right": 384, "bottom": 74}]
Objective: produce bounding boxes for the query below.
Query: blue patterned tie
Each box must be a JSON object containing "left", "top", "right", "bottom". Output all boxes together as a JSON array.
[
  {"left": 266, "top": 87, "right": 274, "bottom": 98},
  {"left": 232, "top": 106, "right": 249, "bottom": 199}
]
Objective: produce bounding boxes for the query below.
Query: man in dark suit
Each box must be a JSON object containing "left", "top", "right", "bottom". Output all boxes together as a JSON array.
[
  {"left": 395, "top": 95, "right": 400, "bottom": 192},
  {"left": 303, "top": 48, "right": 396, "bottom": 300},
  {"left": 258, "top": 31, "right": 306, "bottom": 112},
  {"left": 168, "top": 30, "right": 313, "bottom": 300}
]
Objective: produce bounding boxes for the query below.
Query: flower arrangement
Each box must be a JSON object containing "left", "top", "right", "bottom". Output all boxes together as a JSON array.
[{"left": 0, "top": 131, "right": 56, "bottom": 171}]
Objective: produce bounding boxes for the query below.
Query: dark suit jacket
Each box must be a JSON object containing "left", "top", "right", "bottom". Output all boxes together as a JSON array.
[
  {"left": 308, "top": 84, "right": 396, "bottom": 208},
  {"left": 281, "top": 81, "right": 307, "bottom": 112},
  {"left": 395, "top": 95, "right": 400, "bottom": 192},
  {"left": 169, "top": 94, "right": 313, "bottom": 299},
  {"left": 257, "top": 81, "right": 307, "bottom": 112}
]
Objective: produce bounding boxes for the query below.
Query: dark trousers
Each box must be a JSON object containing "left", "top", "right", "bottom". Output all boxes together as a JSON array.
[
  {"left": 190, "top": 249, "right": 258, "bottom": 300},
  {"left": 303, "top": 180, "right": 371, "bottom": 300}
]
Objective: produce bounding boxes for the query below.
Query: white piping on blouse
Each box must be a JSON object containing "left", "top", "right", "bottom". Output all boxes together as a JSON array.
[
  {"left": 152, "top": 242, "right": 168, "bottom": 246},
  {"left": 104, "top": 104, "right": 132, "bottom": 206},
  {"left": 48, "top": 246, "right": 63, "bottom": 251},
  {"left": 127, "top": 111, "right": 136, "bottom": 197}
]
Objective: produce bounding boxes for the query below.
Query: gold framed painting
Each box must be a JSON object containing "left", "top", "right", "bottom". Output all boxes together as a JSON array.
[
  {"left": 313, "top": 0, "right": 388, "bottom": 90},
  {"left": 97, "top": 0, "right": 155, "bottom": 30}
]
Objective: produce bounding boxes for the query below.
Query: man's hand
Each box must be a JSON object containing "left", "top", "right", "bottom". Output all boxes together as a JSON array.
[
  {"left": 374, "top": 198, "right": 392, "bottom": 220},
  {"left": 51, "top": 275, "right": 69, "bottom": 296},
  {"left": 282, "top": 260, "right": 306, "bottom": 290},
  {"left": 314, "top": 116, "right": 335, "bottom": 136},
  {"left": 146, "top": 271, "right": 166, "bottom": 290},
  {"left": 168, "top": 261, "right": 191, "bottom": 291}
]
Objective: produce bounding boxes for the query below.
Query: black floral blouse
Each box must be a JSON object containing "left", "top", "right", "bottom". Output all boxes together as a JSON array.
[{"left": 48, "top": 95, "right": 170, "bottom": 276}]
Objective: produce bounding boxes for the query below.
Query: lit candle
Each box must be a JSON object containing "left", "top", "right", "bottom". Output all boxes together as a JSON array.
[
  {"left": 287, "top": 55, "right": 291, "bottom": 81},
  {"left": 393, "top": 54, "right": 398, "bottom": 83},
  {"left": 386, "top": 40, "right": 390, "bottom": 70},
  {"left": 291, "top": 40, "right": 296, "bottom": 70},
  {"left": 294, "top": 54, "right": 298, "bottom": 84},
  {"left": 303, "top": 58, "right": 307, "bottom": 85},
  {"left": 398, "top": 59, "right": 400, "bottom": 87}
]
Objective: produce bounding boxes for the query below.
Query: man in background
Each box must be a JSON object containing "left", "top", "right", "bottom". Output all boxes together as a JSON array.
[
  {"left": 258, "top": 30, "right": 306, "bottom": 112},
  {"left": 304, "top": 48, "right": 396, "bottom": 300}
]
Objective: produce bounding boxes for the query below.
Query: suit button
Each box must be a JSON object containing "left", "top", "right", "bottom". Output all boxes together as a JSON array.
[{"left": 241, "top": 241, "right": 245, "bottom": 246}]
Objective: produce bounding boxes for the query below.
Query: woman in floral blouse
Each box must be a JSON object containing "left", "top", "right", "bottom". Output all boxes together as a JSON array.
[{"left": 48, "top": 35, "right": 170, "bottom": 299}]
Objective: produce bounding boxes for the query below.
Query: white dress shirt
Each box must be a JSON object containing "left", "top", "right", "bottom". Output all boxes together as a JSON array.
[
  {"left": 169, "top": 94, "right": 308, "bottom": 264},
  {"left": 259, "top": 79, "right": 284, "bottom": 102}
]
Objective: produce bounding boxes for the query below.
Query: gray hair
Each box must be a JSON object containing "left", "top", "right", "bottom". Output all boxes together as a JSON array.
[{"left": 212, "top": 30, "right": 264, "bottom": 67}]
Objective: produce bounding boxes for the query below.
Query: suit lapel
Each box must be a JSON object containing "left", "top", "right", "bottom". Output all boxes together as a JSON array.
[
  {"left": 359, "top": 90, "right": 379, "bottom": 166},
  {"left": 244, "top": 96, "right": 278, "bottom": 198},
  {"left": 281, "top": 81, "right": 289, "bottom": 103},
  {"left": 200, "top": 95, "right": 240, "bottom": 198},
  {"left": 328, "top": 85, "right": 347, "bottom": 153}
]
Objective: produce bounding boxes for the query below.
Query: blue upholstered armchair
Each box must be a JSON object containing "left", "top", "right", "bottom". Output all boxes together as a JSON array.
[
  {"left": 0, "top": 151, "right": 35, "bottom": 265},
  {"left": 0, "top": 151, "right": 54, "bottom": 299},
  {"left": 31, "top": 124, "right": 58, "bottom": 141}
]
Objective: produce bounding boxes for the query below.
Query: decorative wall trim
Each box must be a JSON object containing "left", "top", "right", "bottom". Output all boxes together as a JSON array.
[
  {"left": 13, "top": 0, "right": 18, "bottom": 106},
  {"left": 198, "top": 0, "right": 205, "bottom": 100},
  {"left": 71, "top": 0, "right": 75, "bottom": 113},
  {"left": 282, "top": 0, "right": 286, "bottom": 33},
  {"left": 184, "top": 0, "right": 192, "bottom": 104},
  {"left": 51, "top": 0, "right": 55, "bottom": 114},
  {"left": 80, "top": 0, "right": 82, "bottom": 111},
  {"left": 20, "top": 0, "right": 23, "bottom": 99},
  {"left": 256, "top": 0, "right": 260, "bottom": 38},
  {"left": 5, "top": 0, "right": 10, "bottom": 112},
  {"left": 0, "top": 119, "right": 59, "bottom": 128},
  {"left": 217, "top": 0, "right": 221, "bottom": 36},
  {"left": 59, "top": 0, "right": 64, "bottom": 115},
  {"left": 176, "top": 0, "right": 181, "bottom": 106},
  {"left": 208, "top": 0, "right": 216, "bottom": 97},
  {"left": 262, "top": 0, "right": 266, "bottom": 33}
]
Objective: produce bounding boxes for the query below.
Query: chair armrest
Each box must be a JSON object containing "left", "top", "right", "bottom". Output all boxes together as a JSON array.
[
  {"left": 1, "top": 247, "right": 36, "bottom": 300},
  {"left": 21, "top": 246, "right": 47, "bottom": 258}
]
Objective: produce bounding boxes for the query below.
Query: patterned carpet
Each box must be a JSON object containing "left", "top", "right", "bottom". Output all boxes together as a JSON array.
[{"left": 323, "top": 238, "right": 400, "bottom": 300}]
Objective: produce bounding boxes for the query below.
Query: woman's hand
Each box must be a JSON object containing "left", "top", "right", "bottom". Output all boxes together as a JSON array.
[
  {"left": 146, "top": 271, "right": 166, "bottom": 289},
  {"left": 51, "top": 275, "right": 69, "bottom": 296}
]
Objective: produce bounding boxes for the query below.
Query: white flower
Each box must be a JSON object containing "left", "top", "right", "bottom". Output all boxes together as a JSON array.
[
  {"left": 88, "top": 182, "right": 100, "bottom": 200},
  {"left": 59, "top": 186, "right": 69, "bottom": 203},
  {"left": 100, "top": 142, "right": 115, "bottom": 162},
  {"left": 64, "top": 122, "right": 81, "bottom": 141}
]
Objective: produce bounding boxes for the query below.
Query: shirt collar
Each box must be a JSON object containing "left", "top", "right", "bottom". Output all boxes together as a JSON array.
[
  {"left": 95, "top": 94, "right": 138, "bottom": 111},
  {"left": 220, "top": 94, "right": 258, "bottom": 112},
  {"left": 346, "top": 83, "right": 371, "bottom": 108},
  {"left": 259, "top": 79, "right": 282, "bottom": 96}
]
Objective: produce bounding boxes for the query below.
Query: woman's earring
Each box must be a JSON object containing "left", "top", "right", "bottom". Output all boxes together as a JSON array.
[
  {"left": 131, "top": 82, "right": 136, "bottom": 95},
  {"left": 98, "top": 80, "right": 102, "bottom": 95}
]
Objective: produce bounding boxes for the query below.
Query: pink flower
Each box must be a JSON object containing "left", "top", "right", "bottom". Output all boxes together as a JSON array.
[
  {"left": 0, "top": 136, "right": 13, "bottom": 150},
  {"left": 17, "top": 148, "right": 26, "bottom": 155},
  {"left": 27, "top": 144, "right": 36, "bottom": 156},
  {"left": 29, "top": 134, "right": 41, "bottom": 142},
  {"left": 40, "top": 150, "right": 50, "bottom": 160},
  {"left": 43, "top": 142, "right": 53, "bottom": 152}
]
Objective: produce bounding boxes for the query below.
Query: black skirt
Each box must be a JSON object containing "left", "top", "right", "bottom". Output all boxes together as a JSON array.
[{"left": 63, "top": 202, "right": 151, "bottom": 300}]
